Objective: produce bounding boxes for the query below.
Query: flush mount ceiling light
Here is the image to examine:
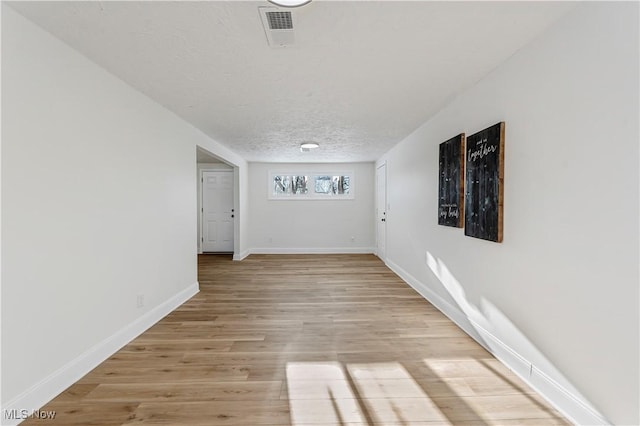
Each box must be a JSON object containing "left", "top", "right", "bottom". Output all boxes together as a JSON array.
[
  {"left": 300, "top": 142, "right": 319, "bottom": 152},
  {"left": 268, "top": 0, "right": 311, "bottom": 7}
]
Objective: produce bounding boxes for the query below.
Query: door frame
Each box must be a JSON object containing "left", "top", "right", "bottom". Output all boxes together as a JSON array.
[
  {"left": 199, "top": 167, "right": 234, "bottom": 254},
  {"left": 376, "top": 162, "right": 387, "bottom": 262}
]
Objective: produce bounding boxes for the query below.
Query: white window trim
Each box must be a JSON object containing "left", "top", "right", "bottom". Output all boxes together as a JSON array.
[{"left": 268, "top": 171, "right": 355, "bottom": 200}]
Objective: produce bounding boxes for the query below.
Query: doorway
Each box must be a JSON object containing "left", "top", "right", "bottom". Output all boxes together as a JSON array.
[{"left": 201, "top": 170, "right": 234, "bottom": 253}]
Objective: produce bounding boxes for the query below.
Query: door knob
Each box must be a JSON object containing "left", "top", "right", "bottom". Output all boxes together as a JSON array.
[
  {"left": 231, "top": 214, "right": 235, "bottom": 218},
  {"left": 381, "top": 218, "right": 386, "bottom": 222}
]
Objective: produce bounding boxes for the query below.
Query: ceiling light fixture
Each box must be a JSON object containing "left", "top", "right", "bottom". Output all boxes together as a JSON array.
[
  {"left": 268, "top": 0, "right": 311, "bottom": 8},
  {"left": 300, "top": 142, "right": 319, "bottom": 152}
]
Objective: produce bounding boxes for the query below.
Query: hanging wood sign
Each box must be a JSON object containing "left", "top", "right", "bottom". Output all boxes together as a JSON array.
[
  {"left": 464, "top": 122, "right": 505, "bottom": 242},
  {"left": 438, "top": 133, "right": 465, "bottom": 227}
]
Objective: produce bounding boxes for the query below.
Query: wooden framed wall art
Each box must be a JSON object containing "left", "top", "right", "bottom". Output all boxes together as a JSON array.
[
  {"left": 438, "top": 133, "right": 465, "bottom": 227},
  {"left": 464, "top": 122, "right": 505, "bottom": 242}
]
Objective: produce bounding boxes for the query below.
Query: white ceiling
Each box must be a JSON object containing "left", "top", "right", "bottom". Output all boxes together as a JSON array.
[{"left": 8, "top": 1, "right": 576, "bottom": 163}]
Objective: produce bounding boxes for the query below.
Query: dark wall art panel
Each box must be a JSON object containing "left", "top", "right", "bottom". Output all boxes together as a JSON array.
[
  {"left": 438, "top": 133, "right": 465, "bottom": 227},
  {"left": 464, "top": 122, "right": 505, "bottom": 242}
]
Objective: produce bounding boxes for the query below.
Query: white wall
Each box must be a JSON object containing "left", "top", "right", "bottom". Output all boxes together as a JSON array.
[
  {"left": 248, "top": 162, "right": 375, "bottom": 253},
  {"left": 0, "top": 6, "right": 243, "bottom": 419},
  {"left": 377, "top": 3, "right": 638, "bottom": 424}
]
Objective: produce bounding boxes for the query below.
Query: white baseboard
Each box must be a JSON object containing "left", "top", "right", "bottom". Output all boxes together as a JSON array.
[
  {"left": 1, "top": 282, "right": 200, "bottom": 426},
  {"left": 385, "top": 259, "right": 487, "bottom": 346},
  {"left": 384, "top": 259, "right": 609, "bottom": 426},
  {"left": 527, "top": 365, "right": 609, "bottom": 426},
  {"left": 233, "top": 249, "right": 251, "bottom": 261},
  {"left": 248, "top": 247, "right": 376, "bottom": 255}
]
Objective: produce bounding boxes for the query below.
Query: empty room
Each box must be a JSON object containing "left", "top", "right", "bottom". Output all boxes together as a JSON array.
[{"left": 1, "top": 1, "right": 638, "bottom": 425}]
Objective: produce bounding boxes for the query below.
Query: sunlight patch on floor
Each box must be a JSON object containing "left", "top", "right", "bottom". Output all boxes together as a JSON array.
[
  {"left": 287, "top": 362, "right": 455, "bottom": 425},
  {"left": 286, "top": 362, "right": 367, "bottom": 424},
  {"left": 348, "top": 362, "right": 450, "bottom": 424}
]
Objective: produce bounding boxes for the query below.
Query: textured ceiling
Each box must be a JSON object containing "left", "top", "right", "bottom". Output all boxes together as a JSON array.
[{"left": 7, "top": 1, "right": 576, "bottom": 163}]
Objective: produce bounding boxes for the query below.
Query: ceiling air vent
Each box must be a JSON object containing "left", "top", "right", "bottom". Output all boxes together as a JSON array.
[
  {"left": 259, "top": 7, "right": 295, "bottom": 48},
  {"left": 266, "top": 11, "right": 293, "bottom": 30}
]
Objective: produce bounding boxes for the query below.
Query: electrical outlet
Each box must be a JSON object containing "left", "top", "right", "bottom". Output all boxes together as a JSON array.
[{"left": 136, "top": 294, "right": 144, "bottom": 308}]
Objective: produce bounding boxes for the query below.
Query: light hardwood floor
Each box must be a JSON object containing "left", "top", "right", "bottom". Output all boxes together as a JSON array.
[{"left": 23, "top": 254, "right": 569, "bottom": 425}]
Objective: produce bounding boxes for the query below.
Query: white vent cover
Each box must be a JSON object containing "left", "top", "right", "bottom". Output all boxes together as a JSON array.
[
  {"left": 259, "top": 7, "right": 295, "bottom": 48},
  {"left": 266, "top": 11, "right": 293, "bottom": 30}
]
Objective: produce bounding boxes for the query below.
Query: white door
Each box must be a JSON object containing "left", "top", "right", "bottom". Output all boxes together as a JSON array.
[
  {"left": 376, "top": 164, "right": 387, "bottom": 261},
  {"left": 202, "top": 171, "right": 234, "bottom": 252}
]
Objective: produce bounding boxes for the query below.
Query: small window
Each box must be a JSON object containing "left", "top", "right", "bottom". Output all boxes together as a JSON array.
[
  {"left": 273, "top": 175, "right": 309, "bottom": 196},
  {"left": 314, "top": 175, "right": 350, "bottom": 195}
]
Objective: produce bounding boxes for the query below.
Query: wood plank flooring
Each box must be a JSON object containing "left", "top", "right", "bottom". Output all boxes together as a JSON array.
[{"left": 22, "top": 254, "right": 569, "bottom": 425}]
